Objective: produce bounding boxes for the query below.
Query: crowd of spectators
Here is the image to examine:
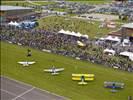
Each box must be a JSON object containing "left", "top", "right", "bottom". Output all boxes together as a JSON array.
[{"left": 0, "top": 26, "right": 132, "bottom": 72}]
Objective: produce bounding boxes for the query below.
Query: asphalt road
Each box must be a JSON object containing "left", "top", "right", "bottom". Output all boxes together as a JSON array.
[{"left": 0, "top": 76, "right": 67, "bottom": 100}]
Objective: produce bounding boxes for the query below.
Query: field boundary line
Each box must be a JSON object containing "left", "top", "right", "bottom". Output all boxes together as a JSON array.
[{"left": 1, "top": 75, "right": 69, "bottom": 100}]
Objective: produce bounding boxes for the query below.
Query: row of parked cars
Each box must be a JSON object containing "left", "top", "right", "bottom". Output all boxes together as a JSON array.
[{"left": 95, "top": 2, "right": 133, "bottom": 20}]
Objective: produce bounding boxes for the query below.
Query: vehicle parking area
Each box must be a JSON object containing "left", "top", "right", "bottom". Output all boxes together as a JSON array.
[{"left": 75, "top": 13, "right": 119, "bottom": 21}]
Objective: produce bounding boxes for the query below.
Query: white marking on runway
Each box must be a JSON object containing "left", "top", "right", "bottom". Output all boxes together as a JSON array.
[
  {"left": 12, "top": 87, "right": 35, "bottom": 100},
  {"left": 1, "top": 89, "right": 17, "bottom": 97},
  {"left": 1, "top": 89, "right": 26, "bottom": 100},
  {"left": 1, "top": 76, "right": 68, "bottom": 99}
]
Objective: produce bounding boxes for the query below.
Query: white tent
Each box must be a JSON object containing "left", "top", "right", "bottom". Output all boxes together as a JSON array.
[
  {"left": 14, "top": 21, "right": 19, "bottom": 26},
  {"left": 77, "top": 32, "right": 81, "bottom": 35},
  {"left": 70, "top": 31, "right": 80, "bottom": 37},
  {"left": 105, "top": 36, "right": 120, "bottom": 42},
  {"left": 8, "top": 21, "right": 19, "bottom": 26},
  {"left": 58, "top": 30, "right": 88, "bottom": 38},
  {"left": 82, "top": 35, "right": 89, "bottom": 39},
  {"left": 103, "top": 48, "right": 116, "bottom": 55},
  {"left": 58, "top": 29, "right": 66, "bottom": 33},
  {"left": 8, "top": 21, "right": 14, "bottom": 25},
  {"left": 71, "top": 31, "right": 76, "bottom": 34},
  {"left": 67, "top": 31, "right": 71, "bottom": 34},
  {"left": 66, "top": 30, "right": 71, "bottom": 35},
  {"left": 120, "top": 51, "right": 133, "bottom": 61},
  {"left": 129, "top": 55, "right": 133, "bottom": 61},
  {"left": 99, "top": 37, "right": 105, "bottom": 40},
  {"left": 120, "top": 51, "right": 132, "bottom": 57},
  {"left": 73, "top": 32, "right": 81, "bottom": 37},
  {"left": 122, "top": 23, "right": 133, "bottom": 29}
]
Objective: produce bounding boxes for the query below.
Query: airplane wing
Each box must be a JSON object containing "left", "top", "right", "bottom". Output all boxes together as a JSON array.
[
  {"left": 72, "top": 77, "right": 94, "bottom": 81},
  {"left": 54, "top": 68, "right": 64, "bottom": 72},
  {"left": 72, "top": 77, "right": 81, "bottom": 81},
  {"left": 18, "top": 62, "right": 29, "bottom": 66},
  {"left": 72, "top": 74, "right": 94, "bottom": 77},
  {"left": 18, "top": 61, "right": 35, "bottom": 64},
  {"left": 28, "top": 62, "right": 35, "bottom": 64},
  {"left": 44, "top": 69, "right": 53, "bottom": 72},
  {"left": 85, "top": 78, "right": 94, "bottom": 81},
  {"left": 104, "top": 81, "right": 124, "bottom": 89},
  {"left": 18, "top": 62, "right": 26, "bottom": 64},
  {"left": 44, "top": 68, "right": 64, "bottom": 73}
]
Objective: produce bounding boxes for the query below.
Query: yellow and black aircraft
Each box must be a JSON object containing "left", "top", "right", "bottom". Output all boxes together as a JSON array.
[{"left": 72, "top": 74, "right": 95, "bottom": 85}]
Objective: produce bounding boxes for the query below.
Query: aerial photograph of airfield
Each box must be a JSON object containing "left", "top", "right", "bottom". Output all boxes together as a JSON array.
[{"left": 0, "top": 0, "right": 133, "bottom": 100}]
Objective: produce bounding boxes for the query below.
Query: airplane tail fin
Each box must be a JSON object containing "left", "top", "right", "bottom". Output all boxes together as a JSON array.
[
  {"left": 23, "top": 64, "right": 29, "bottom": 67},
  {"left": 51, "top": 72, "right": 59, "bottom": 75},
  {"left": 78, "top": 82, "right": 88, "bottom": 85}
]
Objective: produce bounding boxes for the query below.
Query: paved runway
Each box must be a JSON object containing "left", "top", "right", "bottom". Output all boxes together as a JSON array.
[{"left": 0, "top": 76, "right": 67, "bottom": 100}]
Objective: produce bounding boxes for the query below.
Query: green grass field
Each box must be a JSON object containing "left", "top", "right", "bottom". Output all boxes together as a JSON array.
[
  {"left": 1, "top": 0, "right": 112, "bottom": 5},
  {"left": 1, "top": 42, "right": 133, "bottom": 100},
  {"left": 1, "top": 1, "right": 56, "bottom": 6},
  {"left": 38, "top": 16, "right": 116, "bottom": 38}
]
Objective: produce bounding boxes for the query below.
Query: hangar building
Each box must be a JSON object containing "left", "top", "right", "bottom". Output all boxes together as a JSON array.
[{"left": 0, "top": 5, "right": 38, "bottom": 22}]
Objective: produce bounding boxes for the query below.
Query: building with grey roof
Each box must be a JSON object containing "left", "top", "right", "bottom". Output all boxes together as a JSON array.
[
  {"left": 1, "top": 5, "right": 33, "bottom": 11},
  {"left": 0, "top": 5, "right": 38, "bottom": 22}
]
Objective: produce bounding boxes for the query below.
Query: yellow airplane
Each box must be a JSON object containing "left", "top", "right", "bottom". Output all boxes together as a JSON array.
[
  {"left": 72, "top": 74, "right": 94, "bottom": 77},
  {"left": 72, "top": 74, "right": 95, "bottom": 85}
]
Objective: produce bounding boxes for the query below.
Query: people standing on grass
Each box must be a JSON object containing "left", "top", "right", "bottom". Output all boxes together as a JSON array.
[
  {"left": 1, "top": 26, "right": 133, "bottom": 72},
  {"left": 27, "top": 49, "right": 32, "bottom": 57}
]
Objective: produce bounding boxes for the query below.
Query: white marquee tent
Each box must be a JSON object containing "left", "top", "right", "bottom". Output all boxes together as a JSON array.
[
  {"left": 120, "top": 51, "right": 133, "bottom": 61},
  {"left": 105, "top": 36, "right": 121, "bottom": 42},
  {"left": 8, "top": 21, "right": 14, "bottom": 25},
  {"left": 58, "top": 29, "right": 89, "bottom": 39},
  {"left": 8, "top": 21, "right": 19, "bottom": 26},
  {"left": 103, "top": 48, "right": 116, "bottom": 55},
  {"left": 14, "top": 21, "right": 19, "bottom": 26}
]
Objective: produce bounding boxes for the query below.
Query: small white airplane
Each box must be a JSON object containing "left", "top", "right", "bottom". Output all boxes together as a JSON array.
[
  {"left": 44, "top": 66, "right": 64, "bottom": 75},
  {"left": 18, "top": 61, "right": 36, "bottom": 66}
]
